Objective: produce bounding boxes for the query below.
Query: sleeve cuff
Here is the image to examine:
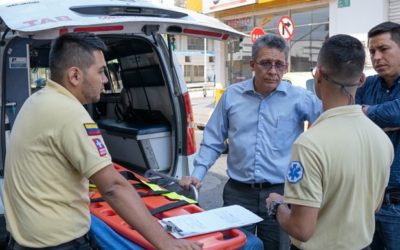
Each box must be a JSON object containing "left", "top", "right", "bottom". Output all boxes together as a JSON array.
[{"left": 191, "top": 166, "right": 208, "bottom": 182}]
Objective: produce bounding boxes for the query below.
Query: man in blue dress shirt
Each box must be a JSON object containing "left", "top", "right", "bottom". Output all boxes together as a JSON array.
[
  {"left": 356, "top": 21, "right": 400, "bottom": 250},
  {"left": 180, "top": 33, "right": 322, "bottom": 249}
]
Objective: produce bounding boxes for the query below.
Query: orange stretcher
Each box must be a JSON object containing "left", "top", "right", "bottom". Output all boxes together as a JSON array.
[{"left": 89, "top": 163, "right": 247, "bottom": 250}]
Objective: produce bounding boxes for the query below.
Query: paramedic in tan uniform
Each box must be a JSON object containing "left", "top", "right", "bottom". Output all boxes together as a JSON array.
[
  {"left": 3, "top": 32, "right": 202, "bottom": 250},
  {"left": 266, "top": 34, "right": 394, "bottom": 250}
]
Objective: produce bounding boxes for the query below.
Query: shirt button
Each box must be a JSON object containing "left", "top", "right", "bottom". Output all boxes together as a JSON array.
[
  {"left": 255, "top": 170, "right": 260, "bottom": 173},
  {"left": 260, "top": 117, "right": 264, "bottom": 119},
  {"left": 387, "top": 90, "right": 390, "bottom": 93},
  {"left": 257, "top": 152, "right": 260, "bottom": 155}
]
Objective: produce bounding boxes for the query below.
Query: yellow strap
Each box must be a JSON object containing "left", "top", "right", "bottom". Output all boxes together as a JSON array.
[
  {"left": 89, "top": 184, "right": 97, "bottom": 191},
  {"left": 141, "top": 180, "right": 197, "bottom": 204},
  {"left": 88, "top": 181, "right": 197, "bottom": 204}
]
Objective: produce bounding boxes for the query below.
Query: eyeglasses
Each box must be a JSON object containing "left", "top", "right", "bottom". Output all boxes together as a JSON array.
[
  {"left": 253, "top": 60, "right": 287, "bottom": 71},
  {"left": 310, "top": 67, "right": 359, "bottom": 105}
]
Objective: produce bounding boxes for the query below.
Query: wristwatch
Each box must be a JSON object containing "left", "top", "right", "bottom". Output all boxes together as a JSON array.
[{"left": 268, "top": 200, "right": 286, "bottom": 219}]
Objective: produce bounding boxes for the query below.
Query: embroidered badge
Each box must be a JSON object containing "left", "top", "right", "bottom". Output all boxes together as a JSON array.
[
  {"left": 286, "top": 161, "right": 304, "bottom": 184},
  {"left": 84, "top": 123, "right": 101, "bottom": 136},
  {"left": 92, "top": 138, "right": 107, "bottom": 156}
]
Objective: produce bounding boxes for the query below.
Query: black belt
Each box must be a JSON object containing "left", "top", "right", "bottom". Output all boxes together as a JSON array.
[
  {"left": 7, "top": 234, "right": 88, "bottom": 250},
  {"left": 291, "top": 244, "right": 370, "bottom": 250},
  {"left": 230, "top": 178, "right": 283, "bottom": 189},
  {"left": 384, "top": 191, "right": 400, "bottom": 205}
]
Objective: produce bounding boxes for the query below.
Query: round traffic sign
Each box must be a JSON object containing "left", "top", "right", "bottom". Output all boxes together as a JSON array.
[
  {"left": 250, "top": 27, "right": 266, "bottom": 43},
  {"left": 277, "top": 16, "right": 295, "bottom": 41}
]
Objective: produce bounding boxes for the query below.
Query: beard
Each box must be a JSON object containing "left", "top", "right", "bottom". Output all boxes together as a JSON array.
[{"left": 82, "top": 78, "right": 101, "bottom": 104}]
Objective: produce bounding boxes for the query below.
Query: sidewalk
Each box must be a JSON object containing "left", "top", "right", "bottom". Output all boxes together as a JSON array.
[{"left": 189, "top": 92, "right": 215, "bottom": 130}]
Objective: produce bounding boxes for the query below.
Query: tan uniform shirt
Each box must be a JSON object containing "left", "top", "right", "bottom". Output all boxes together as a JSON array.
[
  {"left": 285, "top": 106, "right": 393, "bottom": 250},
  {"left": 3, "top": 80, "right": 112, "bottom": 247}
]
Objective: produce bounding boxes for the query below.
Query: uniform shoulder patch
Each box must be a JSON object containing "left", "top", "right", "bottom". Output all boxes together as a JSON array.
[
  {"left": 92, "top": 138, "right": 107, "bottom": 156},
  {"left": 84, "top": 123, "right": 101, "bottom": 136},
  {"left": 286, "top": 161, "right": 304, "bottom": 184}
]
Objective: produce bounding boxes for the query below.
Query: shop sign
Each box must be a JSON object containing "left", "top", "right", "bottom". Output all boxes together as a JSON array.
[
  {"left": 225, "top": 17, "right": 253, "bottom": 32},
  {"left": 338, "top": 0, "right": 350, "bottom": 8},
  {"left": 203, "top": 0, "right": 257, "bottom": 14}
]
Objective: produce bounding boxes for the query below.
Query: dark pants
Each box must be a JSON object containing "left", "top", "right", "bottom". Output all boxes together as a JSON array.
[
  {"left": 290, "top": 244, "right": 371, "bottom": 249},
  {"left": 6, "top": 234, "right": 93, "bottom": 250},
  {"left": 370, "top": 203, "right": 400, "bottom": 250},
  {"left": 223, "top": 178, "right": 290, "bottom": 250}
]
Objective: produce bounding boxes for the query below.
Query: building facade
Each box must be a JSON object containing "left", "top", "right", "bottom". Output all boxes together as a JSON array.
[{"left": 185, "top": 0, "right": 400, "bottom": 88}]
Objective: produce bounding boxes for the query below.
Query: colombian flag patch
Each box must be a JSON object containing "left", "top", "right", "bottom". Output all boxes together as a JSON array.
[{"left": 84, "top": 123, "right": 101, "bottom": 136}]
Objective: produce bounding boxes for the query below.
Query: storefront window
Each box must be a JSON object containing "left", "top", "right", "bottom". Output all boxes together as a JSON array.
[
  {"left": 225, "top": 16, "right": 254, "bottom": 32},
  {"left": 255, "top": 11, "right": 288, "bottom": 30},
  {"left": 225, "top": 5, "right": 329, "bottom": 86},
  {"left": 290, "top": 6, "right": 329, "bottom": 72},
  {"left": 188, "top": 37, "right": 204, "bottom": 50}
]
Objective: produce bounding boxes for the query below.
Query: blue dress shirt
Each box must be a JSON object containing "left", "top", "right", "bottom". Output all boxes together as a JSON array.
[
  {"left": 192, "top": 78, "right": 322, "bottom": 184},
  {"left": 356, "top": 75, "right": 400, "bottom": 191}
]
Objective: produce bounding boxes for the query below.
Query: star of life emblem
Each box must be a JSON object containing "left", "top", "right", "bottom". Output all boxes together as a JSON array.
[
  {"left": 286, "top": 161, "right": 304, "bottom": 184},
  {"left": 92, "top": 138, "right": 107, "bottom": 156}
]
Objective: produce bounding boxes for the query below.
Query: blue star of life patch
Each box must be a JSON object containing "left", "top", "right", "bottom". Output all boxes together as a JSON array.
[{"left": 286, "top": 161, "right": 304, "bottom": 184}]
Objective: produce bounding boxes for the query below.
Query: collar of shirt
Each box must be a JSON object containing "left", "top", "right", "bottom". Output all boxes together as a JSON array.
[
  {"left": 242, "top": 78, "right": 289, "bottom": 96},
  {"left": 378, "top": 75, "right": 400, "bottom": 90},
  {"left": 311, "top": 105, "right": 363, "bottom": 128},
  {"left": 45, "top": 79, "right": 81, "bottom": 103}
]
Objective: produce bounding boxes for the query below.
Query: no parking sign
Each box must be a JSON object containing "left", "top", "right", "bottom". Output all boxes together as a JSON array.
[{"left": 277, "top": 16, "right": 294, "bottom": 41}]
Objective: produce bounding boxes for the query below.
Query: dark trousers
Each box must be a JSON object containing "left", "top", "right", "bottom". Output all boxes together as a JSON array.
[
  {"left": 223, "top": 178, "right": 290, "bottom": 250},
  {"left": 6, "top": 234, "right": 93, "bottom": 250},
  {"left": 290, "top": 244, "right": 371, "bottom": 249}
]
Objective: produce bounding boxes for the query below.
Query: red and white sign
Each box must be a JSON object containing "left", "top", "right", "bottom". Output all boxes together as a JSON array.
[
  {"left": 277, "top": 16, "right": 295, "bottom": 41},
  {"left": 250, "top": 27, "right": 266, "bottom": 43}
]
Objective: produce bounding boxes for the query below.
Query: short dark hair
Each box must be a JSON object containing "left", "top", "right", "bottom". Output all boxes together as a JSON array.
[
  {"left": 318, "top": 34, "right": 365, "bottom": 84},
  {"left": 49, "top": 32, "right": 107, "bottom": 83},
  {"left": 252, "top": 33, "right": 289, "bottom": 62},
  {"left": 368, "top": 21, "right": 400, "bottom": 46}
]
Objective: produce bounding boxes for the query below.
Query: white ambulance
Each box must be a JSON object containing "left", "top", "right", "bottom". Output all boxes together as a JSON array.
[{"left": 0, "top": 0, "right": 245, "bottom": 245}]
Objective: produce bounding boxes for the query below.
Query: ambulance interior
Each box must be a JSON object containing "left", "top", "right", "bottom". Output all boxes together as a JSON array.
[{"left": 7, "top": 36, "right": 177, "bottom": 180}]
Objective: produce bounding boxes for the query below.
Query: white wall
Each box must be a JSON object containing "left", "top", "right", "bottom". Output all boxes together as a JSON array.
[
  {"left": 330, "top": 0, "right": 387, "bottom": 38},
  {"left": 329, "top": 0, "right": 388, "bottom": 72}
]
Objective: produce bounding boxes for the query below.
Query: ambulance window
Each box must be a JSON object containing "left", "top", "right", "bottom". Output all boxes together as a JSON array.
[
  {"left": 106, "top": 59, "right": 123, "bottom": 93},
  {"left": 30, "top": 68, "right": 49, "bottom": 94},
  {"left": 30, "top": 46, "right": 50, "bottom": 95}
]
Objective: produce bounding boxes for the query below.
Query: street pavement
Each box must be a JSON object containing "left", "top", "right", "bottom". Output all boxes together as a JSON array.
[{"left": 189, "top": 93, "right": 229, "bottom": 211}]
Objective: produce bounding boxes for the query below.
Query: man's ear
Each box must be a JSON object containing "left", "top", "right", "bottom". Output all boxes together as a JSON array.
[
  {"left": 358, "top": 73, "right": 366, "bottom": 87},
  {"left": 315, "top": 67, "right": 323, "bottom": 84},
  {"left": 249, "top": 59, "right": 255, "bottom": 72},
  {"left": 67, "top": 67, "right": 81, "bottom": 87}
]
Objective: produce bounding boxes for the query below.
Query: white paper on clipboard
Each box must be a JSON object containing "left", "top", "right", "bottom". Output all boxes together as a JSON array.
[{"left": 159, "top": 205, "right": 263, "bottom": 239}]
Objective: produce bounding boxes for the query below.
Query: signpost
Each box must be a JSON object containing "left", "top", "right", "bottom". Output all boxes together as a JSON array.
[
  {"left": 250, "top": 27, "right": 266, "bottom": 43},
  {"left": 277, "top": 16, "right": 295, "bottom": 41}
]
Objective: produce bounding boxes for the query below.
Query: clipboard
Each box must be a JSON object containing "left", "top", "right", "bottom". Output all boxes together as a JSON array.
[{"left": 159, "top": 205, "right": 263, "bottom": 239}]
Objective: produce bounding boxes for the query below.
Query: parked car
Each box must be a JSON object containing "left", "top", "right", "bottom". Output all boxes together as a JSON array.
[
  {"left": 282, "top": 71, "right": 316, "bottom": 94},
  {"left": 0, "top": 0, "right": 245, "bottom": 245}
]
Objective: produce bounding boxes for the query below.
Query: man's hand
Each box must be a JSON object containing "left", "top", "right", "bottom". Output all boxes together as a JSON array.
[
  {"left": 266, "top": 193, "right": 284, "bottom": 209},
  {"left": 383, "top": 127, "right": 400, "bottom": 132},
  {"left": 361, "top": 105, "right": 369, "bottom": 115},
  {"left": 179, "top": 176, "right": 202, "bottom": 191},
  {"left": 164, "top": 239, "right": 203, "bottom": 250}
]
